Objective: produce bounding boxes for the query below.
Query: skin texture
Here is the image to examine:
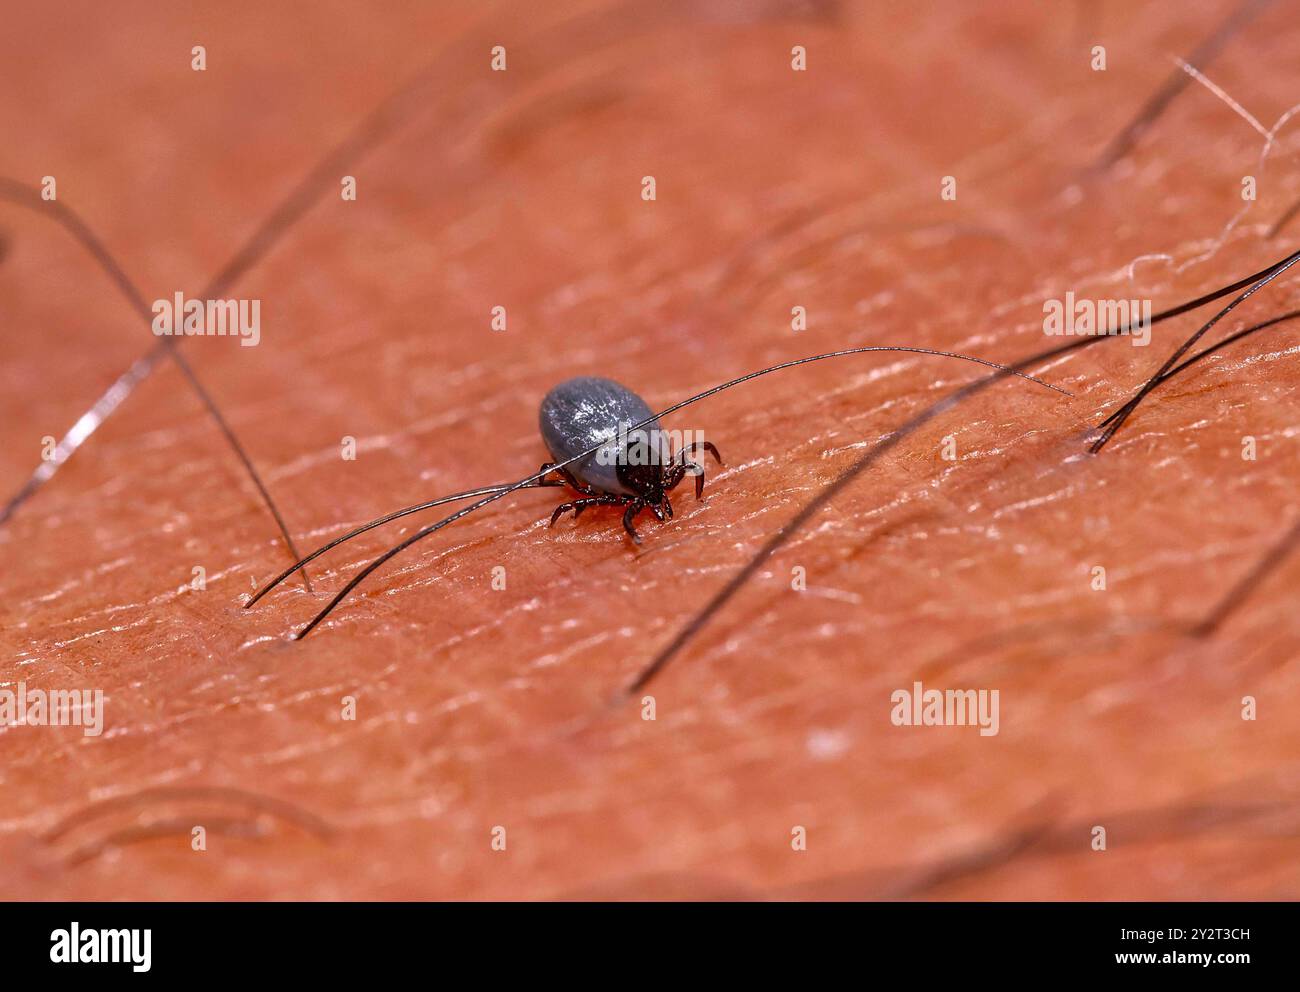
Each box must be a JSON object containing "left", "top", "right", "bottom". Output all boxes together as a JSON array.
[{"left": 2, "top": 0, "right": 1300, "bottom": 900}]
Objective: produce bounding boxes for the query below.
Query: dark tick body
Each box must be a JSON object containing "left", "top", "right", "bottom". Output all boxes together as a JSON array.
[{"left": 537, "top": 376, "right": 722, "bottom": 544}]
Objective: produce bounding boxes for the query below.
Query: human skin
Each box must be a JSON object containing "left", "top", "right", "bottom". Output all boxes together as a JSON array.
[{"left": 2, "top": 0, "right": 1299, "bottom": 899}]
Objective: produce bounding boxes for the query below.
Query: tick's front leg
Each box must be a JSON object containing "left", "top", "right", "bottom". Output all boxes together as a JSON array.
[
  {"left": 622, "top": 500, "right": 648, "bottom": 544},
  {"left": 676, "top": 441, "right": 723, "bottom": 499}
]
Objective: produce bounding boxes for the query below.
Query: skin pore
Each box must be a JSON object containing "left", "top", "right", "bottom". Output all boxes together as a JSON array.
[{"left": 2, "top": 0, "right": 1300, "bottom": 899}]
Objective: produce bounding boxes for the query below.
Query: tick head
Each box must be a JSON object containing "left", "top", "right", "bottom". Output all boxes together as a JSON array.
[
  {"left": 615, "top": 458, "right": 666, "bottom": 501},
  {"left": 614, "top": 430, "right": 670, "bottom": 501}
]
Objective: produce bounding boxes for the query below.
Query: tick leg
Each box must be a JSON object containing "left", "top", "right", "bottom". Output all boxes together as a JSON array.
[
  {"left": 549, "top": 493, "right": 627, "bottom": 528},
  {"left": 680, "top": 441, "right": 723, "bottom": 466},
  {"left": 536, "top": 462, "right": 569, "bottom": 487},
  {"left": 550, "top": 498, "right": 606, "bottom": 526},
  {"left": 670, "top": 459, "right": 707, "bottom": 499},
  {"left": 677, "top": 442, "right": 723, "bottom": 499},
  {"left": 622, "top": 501, "right": 646, "bottom": 544}
]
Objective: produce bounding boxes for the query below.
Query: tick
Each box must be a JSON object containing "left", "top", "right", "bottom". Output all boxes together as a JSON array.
[{"left": 537, "top": 376, "right": 722, "bottom": 544}]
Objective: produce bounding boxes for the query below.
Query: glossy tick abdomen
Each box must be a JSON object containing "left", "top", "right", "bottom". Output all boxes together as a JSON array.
[{"left": 538, "top": 376, "right": 669, "bottom": 495}]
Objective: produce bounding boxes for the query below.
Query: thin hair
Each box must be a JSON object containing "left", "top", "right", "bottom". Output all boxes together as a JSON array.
[
  {"left": 0, "top": 179, "right": 314, "bottom": 588},
  {"left": 630, "top": 248, "right": 1300, "bottom": 692}
]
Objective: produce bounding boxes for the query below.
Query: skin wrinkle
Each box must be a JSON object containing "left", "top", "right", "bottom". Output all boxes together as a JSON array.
[{"left": 3, "top": 0, "right": 1300, "bottom": 899}]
